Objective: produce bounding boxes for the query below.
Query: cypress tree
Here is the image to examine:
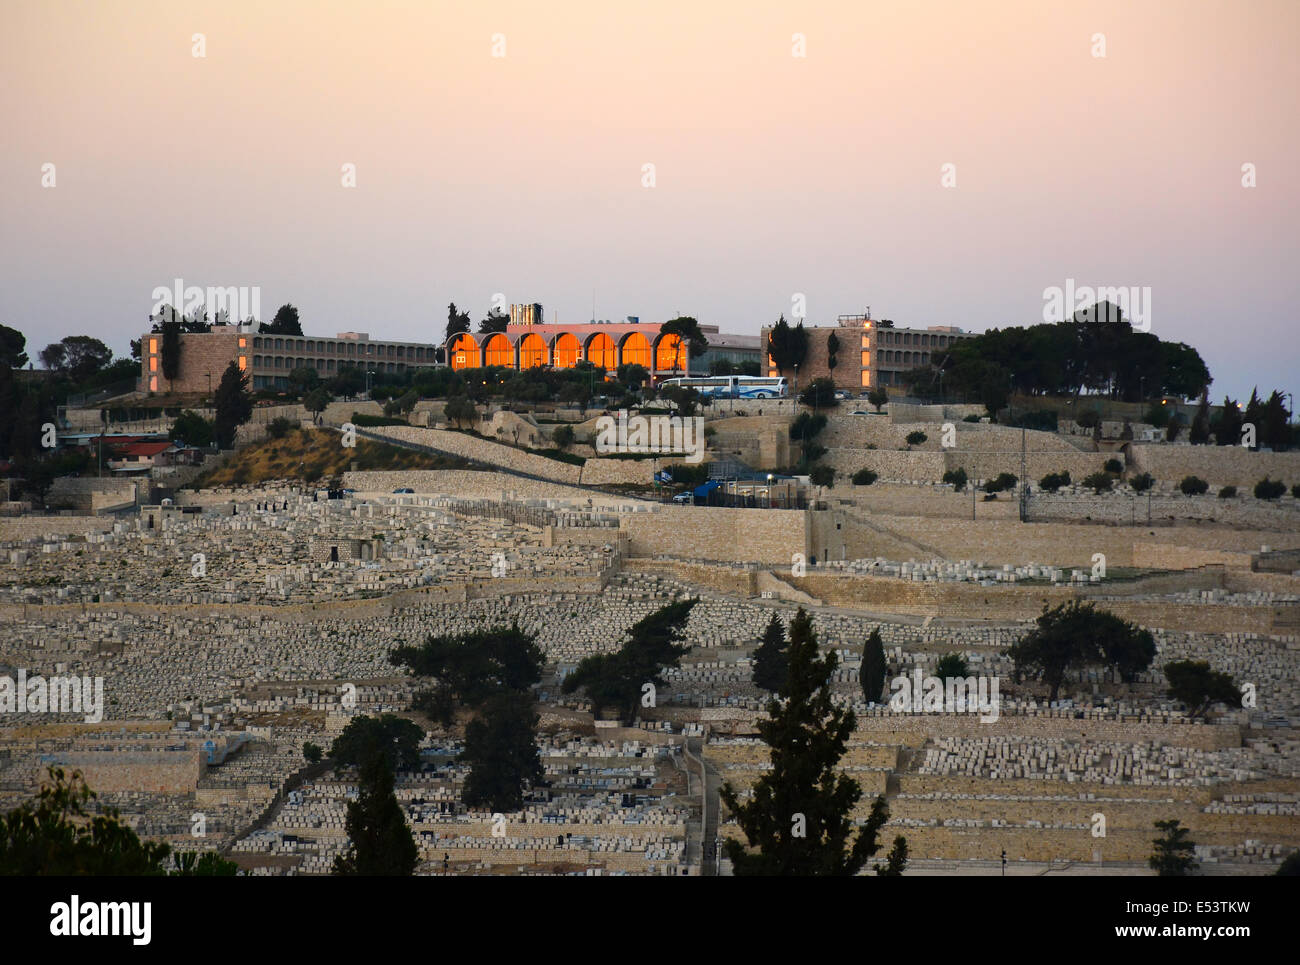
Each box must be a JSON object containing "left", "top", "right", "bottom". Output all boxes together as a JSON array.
[
  {"left": 861, "top": 627, "right": 887, "bottom": 704},
  {"left": 721, "top": 607, "right": 895, "bottom": 875},
  {"left": 752, "top": 613, "right": 789, "bottom": 694}
]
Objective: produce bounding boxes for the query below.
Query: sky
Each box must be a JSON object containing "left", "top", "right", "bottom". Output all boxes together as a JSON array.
[{"left": 1, "top": 0, "right": 1296, "bottom": 403}]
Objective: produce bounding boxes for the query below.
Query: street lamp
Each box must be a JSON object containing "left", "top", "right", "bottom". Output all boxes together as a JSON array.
[{"left": 767, "top": 473, "right": 774, "bottom": 508}]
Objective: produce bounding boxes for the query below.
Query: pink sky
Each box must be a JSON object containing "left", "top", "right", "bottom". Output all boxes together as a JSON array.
[{"left": 2, "top": 0, "right": 1296, "bottom": 401}]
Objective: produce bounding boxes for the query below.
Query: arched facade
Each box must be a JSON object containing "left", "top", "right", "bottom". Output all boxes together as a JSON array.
[
  {"left": 552, "top": 332, "right": 580, "bottom": 369},
  {"left": 619, "top": 332, "right": 651, "bottom": 369},
  {"left": 586, "top": 332, "right": 617, "bottom": 369},
  {"left": 519, "top": 332, "right": 549, "bottom": 369},
  {"left": 654, "top": 333, "right": 684, "bottom": 373},
  {"left": 448, "top": 333, "right": 480, "bottom": 371},
  {"left": 483, "top": 332, "right": 514, "bottom": 368}
]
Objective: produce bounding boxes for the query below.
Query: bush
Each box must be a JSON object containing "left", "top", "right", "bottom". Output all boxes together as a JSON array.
[
  {"left": 1039, "top": 471, "right": 1071, "bottom": 492},
  {"left": 790, "top": 412, "right": 828, "bottom": 441},
  {"left": 1104, "top": 458, "right": 1124, "bottom": 474},
  {"left": 942, "top": 467, "right": 967, "bottom": 491},
  {"left": 349, "top": 413, "right": 407, "bottom": 427},
  {"left": 1293, "top": 484, "right": 1300, "bottom": 500},
  {"left": 551, "top": 424, "right": 575, "bottom": 450},
  {"left": 798, "top": 378, "right": 839, "bottom": 408},
  {"left": 1218, "top": 485, "right": 1237, "bottom": 499},
  {"left": 962, "top": 414, "right": 981, "bottom": 423},
  {"left": 1082, "top": 471, "right": 1113, "bottom": 494},
  {"left": 905, "top": 431, "right": 927, "bottom": 446},
  {"left": 1076, "top": 411, "right": 1100, "bottom": 429},
  {"left": 1254, "top": 477, "right": 1286, "bottom": 500},
  {"left": 852, "top": 468, "right": 878, "bottom": 486},
  {"left": 808, "top": 464, "right": 835, "bottom": 488},
  {"left": 1006, "top": 410, "right": 1058, "bottom": 432},
  {"left": 1178, "top": 475, "right": 1209, "bottom": 496},
  {"left": 1130, "top": 472, "right": 1154, "bottom": 493},
  {"left": 266, "top": 416, "right": 294, "bottom": 439},
  {"left": 983, "top": 472, "right": 1018, "bottom": 493},
  {"left": 1144, "top": 404, "right": 1171, "bottom": 428}
]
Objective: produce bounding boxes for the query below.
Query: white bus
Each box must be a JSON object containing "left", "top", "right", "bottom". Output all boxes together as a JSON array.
[{"left": 659, "top": 375, "right": 788, "bottom": 399}]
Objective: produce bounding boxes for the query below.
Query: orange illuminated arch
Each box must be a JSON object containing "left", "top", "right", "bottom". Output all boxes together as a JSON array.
[
  {"left": 654, "top": 333, "right": 683, "bottom": 372},
  {"left": 483, "top": 333, "right": 514, "bottom": 368},
  {"left": 552, "top": 332, "right": 580, "bottom": 369},
  {"left": 448, "top": 333, "right": 480, "bottom": 370},
  {"left": 519, "top": 333, "right": 548, "bottom": 369},
  {"left": 586, "top": 332, "right": 616, "bottom": 369},
  {"left": 620, "top": 332, "right": 651, "bottom": 369}
]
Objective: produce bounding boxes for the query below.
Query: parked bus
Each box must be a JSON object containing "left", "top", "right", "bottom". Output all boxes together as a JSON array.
[{"left": 658, "top": 375, "right": 788, "bottom": 399}]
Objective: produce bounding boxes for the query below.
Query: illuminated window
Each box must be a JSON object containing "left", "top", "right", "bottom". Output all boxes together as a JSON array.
[
  {"left": 861, "top": 371, "right": 870, "bottom": 387},
  {"left": 238, "top": 337, "right": 247, "bottom": 348},
  {"left": 861, "top": 335, "right": 870, "bottom": 348},
  {"left": 149, "top": 376, "right": 158, "bottom": 391},
  {"left": 149, "top": 338, "right": 158, "bottom": 354},
  {"left": 861, "top": 351, "right": 870, "bottom": 367},
  {"left": 149, "top": 357, "right": 158, "bottom": 372},
  {"left": 239, "top": 356, "right": 247, "bottom": 370}
]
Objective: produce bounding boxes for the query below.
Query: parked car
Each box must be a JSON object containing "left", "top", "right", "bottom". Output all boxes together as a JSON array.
[
  {"left": 392, "top": 487, "right": 414, "bottom": 494},
  {"left": 672, "top": 491, "right": 694, "bottom": 504}
]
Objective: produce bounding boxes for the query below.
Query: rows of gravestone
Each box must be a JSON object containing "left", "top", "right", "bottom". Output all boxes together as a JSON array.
[
  {"left": 918, "top": 736, "right": 1299, "bottom": 785},
  {"left": 231, "top": 733, "right": 691, "bottom": 875},
  {"left": 0, "top": 495, "right": 616, "bottom": 606}
]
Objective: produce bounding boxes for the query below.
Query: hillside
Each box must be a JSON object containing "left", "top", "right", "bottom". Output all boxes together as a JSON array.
[{"left": 193, "top": 427, "right": 469, "bottom": 487}]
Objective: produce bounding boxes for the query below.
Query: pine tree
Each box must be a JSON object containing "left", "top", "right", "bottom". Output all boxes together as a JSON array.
[
  {"left": 334, "top": 749, "right": 418, "bottom": 876},
  {"left": 861, "top": 627, "right": 887, "bottom": 704},
  {"left": 721, "top": 608, "right": 895, "bottom": 875},
  {"left": 461, "top": 693, "right": 544, "bottom": 813},
  {"left": 875, "top": 835, "right": 909, "bottom": 876},
  {"left": 752, "top": 613, "right": 789, "bottom": 694},
  {"left": 1149, "top": 819, "right": 1198, "bottom": 877},
  {"left": 213, "top": 361, "right": 253, "bottom": 449}
]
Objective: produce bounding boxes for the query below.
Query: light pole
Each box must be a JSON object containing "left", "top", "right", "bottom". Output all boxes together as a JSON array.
[{"left": 767, "top": 473, "right": 774, "bottom": 509}]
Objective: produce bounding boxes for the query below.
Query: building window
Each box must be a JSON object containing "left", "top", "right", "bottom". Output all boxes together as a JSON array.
[
  {"left": 861, "top": 350, "right": 870, "bottom": 367},
  {"left": 861, "top": 371, "right": 870, "bottom": 387}
]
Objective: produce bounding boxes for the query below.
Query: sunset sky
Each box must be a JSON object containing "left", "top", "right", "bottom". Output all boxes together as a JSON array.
[{"left": 2, "top": 0, "right": 1296, "bottom": 402}]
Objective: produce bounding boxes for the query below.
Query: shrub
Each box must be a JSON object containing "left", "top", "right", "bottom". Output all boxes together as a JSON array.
[
  {"left": 1254, "top": 477, "right": 1286, "bottom": 500},
  {"left": 1007, "top": 410, "right": 1058, "bottom": 432},
  {"left": 1293, "top": 484, "right": 1300, "bottom": 500},
  {"left": 962, "top": 414, "right": 981, "bottom": 423},
  {"left": 1082, "top": 471, "right": 1113, "bottom": 494},
  {"left": 551, "top": 424, "right": 575, "bottom": 450},
  {"left": 1039, "top": 471, "right": 1071, "bottom": 492},
  {"left": 790, "top": 412, "right": 828, "bottom": 441},
  {"left": 942, "top": 467, "right": 967, "bottom": 491},
  {"left": 1076, "top": 411, "right": 1100, "bottom": 429},
  {"left": 1130, "top": 472, "right": 1154, "bottom": 493},
  {"left": 934, "top": 654, "right": 969, "bottom": 679},
  {"left": 983, "top": 472, "right": 1018, "bottom": 494},
  {"left": 905, "top": 431, "right": 927, "bottom": 446},
  {"left": 1178, "top": 475, "right": 1209, "bottom": 496},
  {"left": 266, "top": 416, "right": 294, "bottom": 439},
  {"left": 808, "top": 464, "right": 836, "bottom": 488},
  {"left": 852, "top": 469, "right": 878, "bottom": 486},
  {"left": 1104, "top": 458, "right": 1123, "bottom": 474},
  {"left": 1218, "top": 485, "right": 1237, "bottom": 499}
]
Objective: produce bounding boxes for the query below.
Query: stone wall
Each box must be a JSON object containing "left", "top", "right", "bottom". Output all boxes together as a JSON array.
[
  {"left": 0, "top": 516, "right": 116, "bottom": 540},
  {"left": 1130, "top": 444, "right": 1300, "bottom": 487},
  {"left": 359, "top": 426, "right": 583, "bottom": 484},
  {"left": 578, "top": 458, "right": 654, "bottom": 487},
  {"left": 620, "top": 507, "right": 807, "bottom": 565}
]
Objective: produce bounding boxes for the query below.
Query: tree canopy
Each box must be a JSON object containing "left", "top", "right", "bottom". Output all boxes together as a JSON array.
[
  {"left": 1008, "top": 601, "right": 1156, "bottom": 702},
  {"left": 562, "top": 600, "right": 696, "bottom": 721}
]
